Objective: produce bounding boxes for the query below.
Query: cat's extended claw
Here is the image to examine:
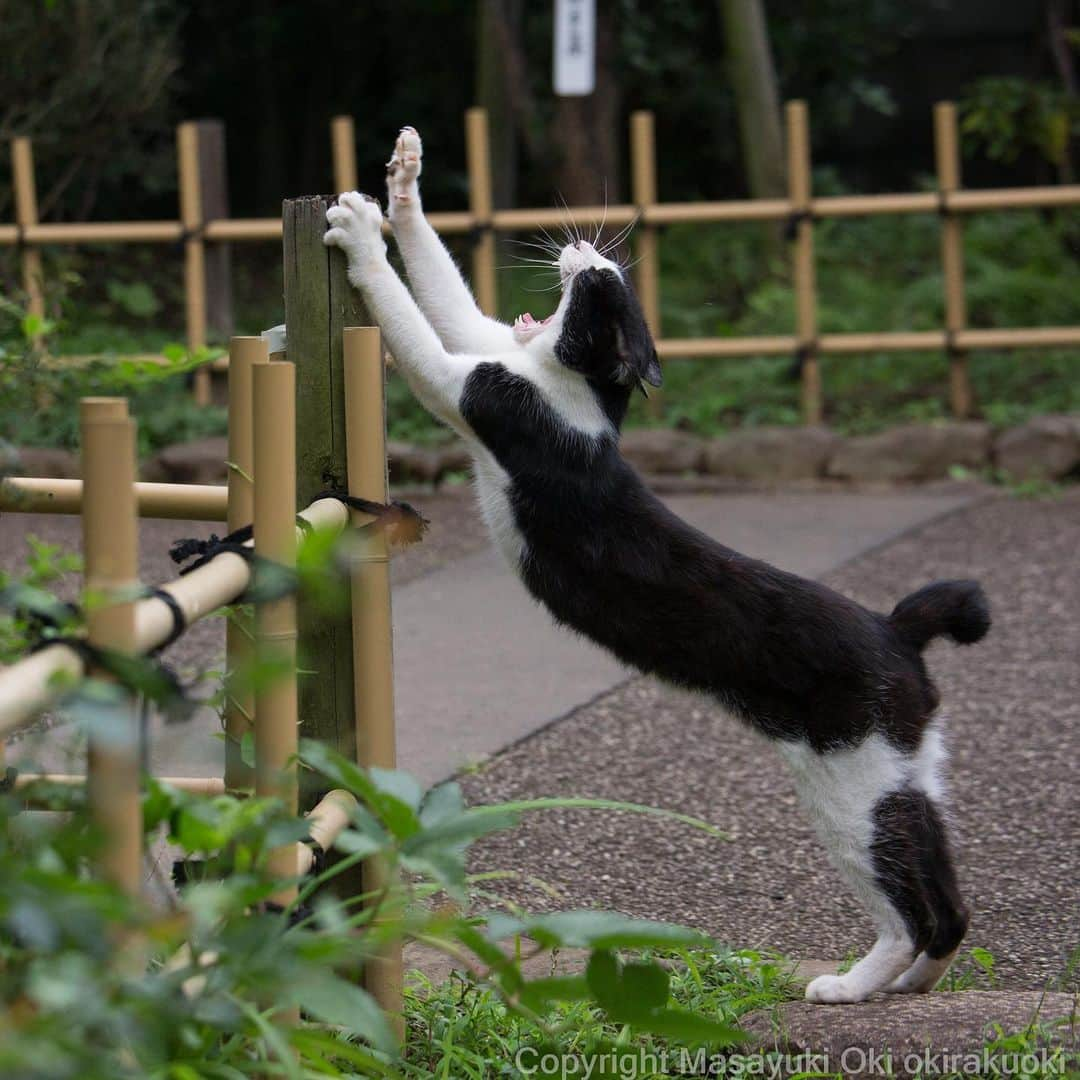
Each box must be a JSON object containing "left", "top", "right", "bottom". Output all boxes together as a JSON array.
[{"left": 386, "top": 127, "right": 423, "bottom": 209}]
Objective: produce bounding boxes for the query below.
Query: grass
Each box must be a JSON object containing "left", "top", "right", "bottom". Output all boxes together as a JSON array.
[
  {"left": 401, "top": 946, "right": 800, "bottom": 1078},
  {"left": 400, "top": 944, "right": 1078, "bottom": 1078}
]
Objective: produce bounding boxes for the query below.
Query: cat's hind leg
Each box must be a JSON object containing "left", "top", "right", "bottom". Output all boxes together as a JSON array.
[
  {"left": 781, "top": 737, "right": 935, "bottom": 1003},
  {"left": 883, "top": 791, "right": 969, "bottom": 993}
]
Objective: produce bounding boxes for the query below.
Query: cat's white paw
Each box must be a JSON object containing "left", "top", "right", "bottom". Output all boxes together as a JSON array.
[
  {"left": 804, "top": 973, "right": 869, "bottom": 1004},
  {"left": 386, "top": 127, "right": 422, "bottom": 211},
  {"left": 325, "top": 192, "right": 386, "bottom": 263}
]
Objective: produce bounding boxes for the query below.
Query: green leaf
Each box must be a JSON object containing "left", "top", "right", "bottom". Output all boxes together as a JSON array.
[
  {"left": 516, "top": 974, "right": 593, "bottom": 1011},
  {"left": 286, "top": 972, "right": 399, "bottom": 1059}
]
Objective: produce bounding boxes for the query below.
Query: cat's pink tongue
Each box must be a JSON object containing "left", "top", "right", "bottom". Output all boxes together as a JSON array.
[{"left": 515, "top": 312, "right": 553, "bottom": 328}]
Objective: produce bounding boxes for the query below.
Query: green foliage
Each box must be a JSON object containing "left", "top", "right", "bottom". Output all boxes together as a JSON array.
[
  {"left": 0, "top": 536, "right": 80, "bottom": 663},
  {"left": 960, "top": 77, "right": 1079, "bottom": 172},
  {"left": 621, "top": 203, "right": 1080, "bottom": 435},
  {"left": 0, "top": 294, "right": 225, "bottom": 459}
]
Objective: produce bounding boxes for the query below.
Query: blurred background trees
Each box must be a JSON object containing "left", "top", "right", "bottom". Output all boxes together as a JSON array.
[{"left": 1, "top": 0, "right": 1075, "bottom": 221}]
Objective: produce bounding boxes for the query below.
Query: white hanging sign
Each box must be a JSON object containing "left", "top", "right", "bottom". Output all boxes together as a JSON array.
[{"left": 553, "top": 0, "right": 596, "bottom": 97}]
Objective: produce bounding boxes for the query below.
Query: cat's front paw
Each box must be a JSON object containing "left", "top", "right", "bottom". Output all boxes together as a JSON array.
[
  {"left": 386, "top": 127, "right": 422, "bottom": 213},
  {"left": 325, "top": 192, "right": 387, "bottom": 267}
]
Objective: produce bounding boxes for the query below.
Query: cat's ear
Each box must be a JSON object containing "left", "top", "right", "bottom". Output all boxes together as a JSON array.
[{"left": 613, "top": 306, "right": 662, "bottom": 390}]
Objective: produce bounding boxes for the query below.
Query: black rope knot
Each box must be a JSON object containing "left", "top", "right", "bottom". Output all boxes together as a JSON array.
[
  {"left": 783, "top": 209, "right": 814, "bottom": 244},
  {"left": 169, "top": 525, "right": 254, "bottom": 574},
  {"left": 312, "top": 490, "right": 428, "bottom": 547}
]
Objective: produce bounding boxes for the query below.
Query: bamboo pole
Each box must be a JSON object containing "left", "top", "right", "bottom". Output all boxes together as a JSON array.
[
  {"left": 178, "top": 122, "right": 211, "bottom": 406},
  {"left": 465, "top": 108, "right": 497, "bottom": 316},
  {"left": 630, "top": 112, "right": 663, "bottom": 419},
  {"left": 343, "top": 327, "right": 403, "bottom": 1040},
  {"left": 11, "top": 137, "right": 45, "bottom": 328},
  {"left": 331, "top": 116, "right": 358, "bottom": 193},
  {"left": 0, "top": 497, "right": 349, "bottom": 741},
  {"left": 0, "top": 478, "right": 228, "bottom": 520},
  {"left": 296, "top": 788, "right": 359, "bottom": 875},
  {"left": 786, "top": 101, "right": 821, "bottom": 425},
  {"left": 80, "top": 398, "right": 142, "bottom": 897},
  {"left": 224, "top": 337, "right": 267, "bottom": 789},
  {"left": 253, "top": 361, "right": 299, "bottom": 904},
  {"left": 935, "top": 102, "right": 972, "bottom": 419}
]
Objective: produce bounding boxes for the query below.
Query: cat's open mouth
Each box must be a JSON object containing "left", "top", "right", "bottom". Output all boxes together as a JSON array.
[{"left": 513, "top": 311, "right": 554, "bottom": 341}]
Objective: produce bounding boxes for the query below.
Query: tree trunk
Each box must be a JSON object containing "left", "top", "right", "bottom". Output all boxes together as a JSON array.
[
  {"left": 720, "top": 0, "right": 786, "bottom": 201},
  {"left": 720, "top": 0, "right": 786, "bottom": 265},
  {"left": 476, "top": 0, "right": 521, "bottom": 211},
  {"left": 552, "top": 0, "right": 621, "bottom": 207}
]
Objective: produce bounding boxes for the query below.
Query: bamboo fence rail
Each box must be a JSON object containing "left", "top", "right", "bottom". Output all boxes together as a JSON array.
[{"left": 4, "top": 102, "right": 1079, "bottom": 422}]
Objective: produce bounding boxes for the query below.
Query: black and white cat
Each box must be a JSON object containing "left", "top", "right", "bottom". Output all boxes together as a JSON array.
[{"left": 324, "top": 128, "right": 990, "bottom": 1004}]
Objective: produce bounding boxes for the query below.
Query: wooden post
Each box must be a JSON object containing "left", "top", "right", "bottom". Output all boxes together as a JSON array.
[
  {"left": 935, "top": 102, "right": 972, "bottom": 419},
  {"left": 195, "top": 120, "right": 234, "bottom": 342},
  {"left": 253, "top": 361, "right": 299, "bottom": 904},
  {"left": 465, "top": 108, "right": 497, "bottom": 316},
  {"left": 282, "top": 197, "right": 365, "bottom": 896},
  {"left": 630, "top": 111, "right": 664, "bottom": 418},
  {"left": 331, "top": 116, "right": 358, "bottom": 193},
  {"left": 177, "top": 123, "right": 211, "bottom": 406},
  {"left": 344, "top": 326, "right": 403, "bottom": 1041},
  {"left": 224, "top": 337, "right": 267, "bottom": 790},
  {"left": 80, "top": 398, "right": 141, "bottom": 897},
  {"left": 11, "top": 137, "right": 45, "bottom": 328},
  {"left": 786, "top": 101, "right": 821, "bottom": 425}
]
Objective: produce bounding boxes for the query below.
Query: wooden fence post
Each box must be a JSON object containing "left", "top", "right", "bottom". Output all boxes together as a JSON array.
[
  {"left": 177, "top": 123, "right": 211, "bottom": 406},
  {"left": 195, "top": 120, "right": 234, "bottom": 343},
  {"left": 934, "top": 102, "right": 972, "bottom": 419},
  {"left": 282, "top": 196, "right": 366, "bottom": 895},
  {"left": 331, "top": 116, "right": 358, "bottom": 194},
  {"left": 630, "top": 111, "right": 664, "bottom": 419},
  {"left": 253, "top": 361, "right": 299, "bottom": 905},
  {"left": 11, "top": 137, "right": 45, "bottom": 328},
  {"left": 465, "top": 108, "right": 497, "bottom": 316},
  {"left": 80, "top": 397, "right": 141, "bottom": 896},
  {"left": 344, "top": 325, "right": 404, "bottom": 1041},
  {"left": 786, "top": 101, "right": 821, "bottom": 425},
  {"left": 224, "top": 336, "right": 267, "bottom": 790}
]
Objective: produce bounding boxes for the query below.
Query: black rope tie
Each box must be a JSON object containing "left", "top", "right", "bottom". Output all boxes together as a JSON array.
[
  {"left": 147, "top": 587, "right": 186, "bottom": 654},
  {"left": 312, "top": 490, "right": 428, "bottom": 547},
  {"left": 783, "top": 209, "right": 814, "bottom": 244},
  {"left": 169, "top": 525, "right": 254, "bottom": 575}
]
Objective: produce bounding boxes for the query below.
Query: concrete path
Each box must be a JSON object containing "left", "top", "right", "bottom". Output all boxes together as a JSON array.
[{"left": 7, "top": 489, "right": 979, "bottom": 785}]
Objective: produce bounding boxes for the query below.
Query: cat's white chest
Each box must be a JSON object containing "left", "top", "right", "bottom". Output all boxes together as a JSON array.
[{"left": 471, "top": 452, "right": 525, "bottom": 569}]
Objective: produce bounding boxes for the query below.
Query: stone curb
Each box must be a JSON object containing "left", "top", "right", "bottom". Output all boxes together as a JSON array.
[{"left": 7, "top": 415, "right": 1079, "bottom": 489}]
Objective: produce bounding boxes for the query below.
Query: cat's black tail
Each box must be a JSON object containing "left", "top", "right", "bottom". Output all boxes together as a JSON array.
[{"left": 889, "top": 580, "right": 991, "bottom": 652}]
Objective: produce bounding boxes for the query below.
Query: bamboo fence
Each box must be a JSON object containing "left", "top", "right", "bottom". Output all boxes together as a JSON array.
[
  {"left": 0, "top": 327, "right": 403, "bottom": 1034},
  {"left": 4, "top": 103, "right": 1079, "bottom": 421}
]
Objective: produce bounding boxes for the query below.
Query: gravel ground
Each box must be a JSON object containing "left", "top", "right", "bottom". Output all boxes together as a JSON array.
[{"left": 459, "top": 490, "right": 1080, "bottom": 991}]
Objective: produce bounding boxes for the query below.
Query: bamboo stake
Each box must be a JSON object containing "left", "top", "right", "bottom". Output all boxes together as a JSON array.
[
  {"left": 935, "top": 102, "right": 972, "bottom": 419},
  {"left": 0, "top": 478, "right": 228, "bottom": 520},
  {"left": 80, "top": 398, "right": 142, "bottom": 897},
  {"left": 465, "top": 108, "right": 497, "bottom": 316},
  {"left": 630, "top": 112, "right": 664, "bottom": 419},
  {"left": 0, "top": 497, "right": 349, "bottom": 740},
  {"left": 786, "top": 101, "right": 821, "bottom": 425},
  {"left": 16, "top": 774, "right": 226, "bottom": 799},
  {"left": 178, "top": 123, "right": 211, "bottom": 406},
  {"left": 343, "top": 327, "right": 403, "bottom": 1041},
  {"left": 11, "top": 137, "right": 45, "bottom": 329},
  {"left": 331, "top": 116, "right": 358, "bottom": 193},
  {"left": 224, "top": 338, "right": 267, "bottom": 789},
  {"left": 253, "top": 362, "right": 299, "bottom": 905}
]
